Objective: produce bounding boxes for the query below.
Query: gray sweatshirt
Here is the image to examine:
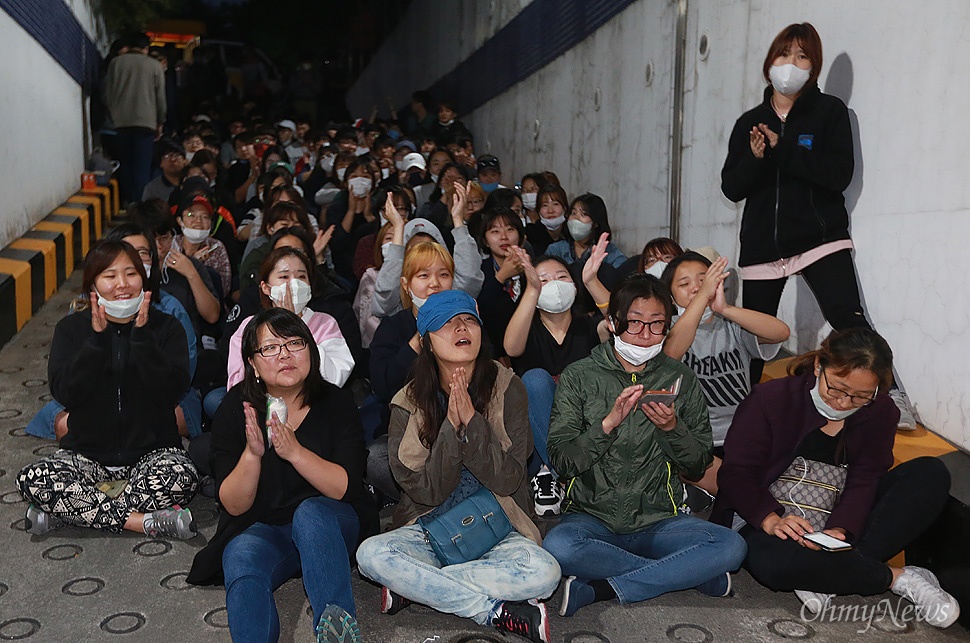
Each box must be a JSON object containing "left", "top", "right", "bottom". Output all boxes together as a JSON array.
[{"left": 371, "top": 225, "right": 485, "bottom": 317}]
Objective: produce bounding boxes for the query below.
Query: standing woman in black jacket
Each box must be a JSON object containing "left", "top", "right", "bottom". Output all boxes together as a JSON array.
[
  {"left": 722, "top": 24, "right": 865, "bottom": 366},
  {"left": 17, "top": 240, "right": 199, "bottom": 539}
]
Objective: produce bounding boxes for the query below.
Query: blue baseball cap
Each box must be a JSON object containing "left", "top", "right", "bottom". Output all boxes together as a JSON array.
[{"left": 416, "top": 290, "right": 482, "bottom": 336}]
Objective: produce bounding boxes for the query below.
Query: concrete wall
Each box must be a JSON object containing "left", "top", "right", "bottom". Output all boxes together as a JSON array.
[
  {"left": 350, "top": 0, "right": 970, "bottom": 450},
  {"left": 0, "top": 0, "right": 102, "bottom": 249}
]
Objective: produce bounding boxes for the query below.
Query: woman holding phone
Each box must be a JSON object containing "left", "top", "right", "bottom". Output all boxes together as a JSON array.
[{"left": 712, "top": 328, "right": 958, "bottom": 627}]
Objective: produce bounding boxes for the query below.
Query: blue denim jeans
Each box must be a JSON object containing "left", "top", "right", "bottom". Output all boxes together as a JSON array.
[
  {"left": 26, "top": 390, "right": 203, "bottom": 440},
  {"left": 222, "top": 496, "right": 359, "bottom": 641},
  {"left": 357, "top": 524, "right": 561, "bottom": 625},
  {"left": 542, "top": 512, "right": 747, "bottom": 604},
  {"left": 521, "top": 368, "right": 557, "bottom": 476},
  {"left": 203, "top": 386, "right": 227, "bottom": 421}
]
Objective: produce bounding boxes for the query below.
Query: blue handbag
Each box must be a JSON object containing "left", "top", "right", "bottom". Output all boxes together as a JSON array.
[{"left": 418, "top": 488, "right": 513, "bottom": 566}]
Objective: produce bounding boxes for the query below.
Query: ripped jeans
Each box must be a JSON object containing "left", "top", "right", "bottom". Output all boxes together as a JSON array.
[{"left": 356, "top": 525, "right": 561, "bottom": 625}]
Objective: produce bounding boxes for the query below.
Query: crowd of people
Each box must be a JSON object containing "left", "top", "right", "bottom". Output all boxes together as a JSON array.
[{"left": 14, "top": 22, "right": 960, "bottom": 643}]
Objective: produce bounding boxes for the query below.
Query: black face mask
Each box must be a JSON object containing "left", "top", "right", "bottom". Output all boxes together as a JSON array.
[{"left": 408, "top": 172, "right": 427, "bottom": 188}]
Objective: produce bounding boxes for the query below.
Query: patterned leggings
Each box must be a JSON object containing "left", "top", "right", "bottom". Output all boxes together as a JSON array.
[{"left": 17, "top": 448, "right": 199, "bottom": 533}]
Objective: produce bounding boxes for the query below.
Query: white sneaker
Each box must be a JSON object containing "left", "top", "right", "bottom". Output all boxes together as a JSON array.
[
  {"left": 795, "top": 589, "right": 834, "bottom": 615},
  {"left": 889, "top": 389, "right": 919, "bottom": 431},
  {"left": 891, "top": 566, "right": 960, "bottom": 628},
  {"left": 531, "top": 466, "right": 564, "bottom": 517}
]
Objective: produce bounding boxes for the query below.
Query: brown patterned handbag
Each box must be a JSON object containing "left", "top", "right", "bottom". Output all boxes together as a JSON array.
[{"left": 768, "top": 435, "right": 848, "bottom": 532}]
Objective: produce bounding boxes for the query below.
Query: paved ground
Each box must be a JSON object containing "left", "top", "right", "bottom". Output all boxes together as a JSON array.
[{"left": 0, "top": 270, "right": 967, "bottom": 642}]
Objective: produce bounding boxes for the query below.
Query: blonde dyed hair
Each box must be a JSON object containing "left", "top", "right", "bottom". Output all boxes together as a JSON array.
[{"left": 399, "top": 241, "right": 455, "bottom": 310}]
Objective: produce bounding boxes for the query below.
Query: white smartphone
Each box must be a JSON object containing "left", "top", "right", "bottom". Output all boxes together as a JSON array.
[{"left": 804, "top": 532, "right": 852, "bottom": 551}]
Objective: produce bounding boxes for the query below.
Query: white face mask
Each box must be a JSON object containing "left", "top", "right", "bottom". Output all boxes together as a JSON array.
[
  {"left": 439, "top": 119, "right": 454, "bottom": 127},
  {"left": 567, "top": 219, "right": 594, "bottom": 240},
  {"left": 612, "top": 332, "right": 664, "bottom": 367},
  {"left": 429, "top": 173, "right": 439, "bottom": 184},
  {"left": 644, "top": 260, "right": 667, "bottom": 279},
  {"left": 540, "top": 214, "right": 566, "bottom": 231},
  {"left": 769, "top": 63, "right": 811, "bottom": 96},
  {"left": 143, "top": 263, "right": 152, "bottom": 278},
  {"left": 381, "top": 167, "right": 391, "bottom": 179},
  {"left": 348, "top": 176, "right": 372, "bottom": 197},
  {"left": 410, "top": 290, "right": 428, "bottom": 309},
  {"left": 810, "top": 377, "right": 861, "bottom": 421},
  {"left": 96, "top": 288, "right": 145, "bottom": 320},
  {"left": 336, "top": 167, "right": 347, "bottom": 181},
  {"left": 185, "top": 151, "right": 195, "bottom": 162},
  {"left": 381, "top": 242, "right": 393, "bottom": 259},
  {"left": 536, "top": 280, "right": 576, "bottom": 313},
  {"left": 181, "top": 226, "right": 210, "bottom": 244},
  {"left": 675, "top": 303, "right": 714, "bottom": 323},
  {"left": 521, "top": 193, "right": 538, "bottom": 211},
  {"left": 320, "top": 154, "right": 335, "bottom": 172},
  {"left": 269, "top": 278, "right": 312, "bottom": 314}
]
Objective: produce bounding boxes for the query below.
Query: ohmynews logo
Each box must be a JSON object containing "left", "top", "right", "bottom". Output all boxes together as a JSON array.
[{"left": 800, "top": 597, "right": 954, "bottom": 633}]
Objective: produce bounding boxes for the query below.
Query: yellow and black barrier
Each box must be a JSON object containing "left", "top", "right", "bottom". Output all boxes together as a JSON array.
[{"left": 0, "top": 180, "right": 119, "bottom": 347}]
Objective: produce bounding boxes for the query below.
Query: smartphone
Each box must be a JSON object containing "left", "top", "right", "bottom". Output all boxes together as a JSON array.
[
  {"left": 804, "top": 532, "right": 852, "bottom": 551},
  {"left": 640, "top": 375, "right": 682, "bottom": 406}
]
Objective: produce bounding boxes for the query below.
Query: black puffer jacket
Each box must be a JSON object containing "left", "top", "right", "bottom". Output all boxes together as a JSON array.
[{"left": 721, "top": 85, "right": 854, "bottom": 267}]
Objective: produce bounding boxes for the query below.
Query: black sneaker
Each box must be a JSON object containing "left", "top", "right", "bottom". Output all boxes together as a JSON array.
[
  {"left": 492, "top": 600, "right": 550, "bottom": 643},
  {"left": 380, "top": 586, "right": 412, "bottom": 615},
  {"left": 531, "top": 466, "right": 563, "bottom": 517}
]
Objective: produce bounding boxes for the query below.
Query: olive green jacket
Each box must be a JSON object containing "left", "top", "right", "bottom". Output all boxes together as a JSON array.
[{"left": 548, "top": 341, "right": 713, "bottom": 534}]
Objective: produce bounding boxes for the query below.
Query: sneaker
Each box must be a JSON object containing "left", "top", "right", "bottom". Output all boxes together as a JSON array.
[
  {"left": 25, "top": 504, "right": 64, "bottom": 535},
  {"left": 380, "top": 586, "right": 412, "bottom": 615},
  {"left": 531, "top": 466, "right": 564, "bottom": 517},
  {"left": 795, "top": 589, "right": 835, "bottom": 615},
  {"left": 142, "top": 506, "right": 197, "bottom": 540},
  {"left": 316, "top": 604, "right": 362, "bottom": 643},
  {"left": 889, "top": 389, "right": 919, "bottom": 431},
  {"left": 492, "top": 600, "right": 550, "bottom": 643},
  {"left": 695, "top": 572, "right": 733, "bottom": 598},
  {"left": 559, "top": 576, "right": 595, "bottom": 617},
  {"left": 892, "top": 566, "right": 960, "bottom": 628}
]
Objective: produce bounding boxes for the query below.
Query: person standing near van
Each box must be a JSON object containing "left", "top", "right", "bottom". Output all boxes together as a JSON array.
[{"left": 105, "top": 32, "right": 166, "bottom": 205}]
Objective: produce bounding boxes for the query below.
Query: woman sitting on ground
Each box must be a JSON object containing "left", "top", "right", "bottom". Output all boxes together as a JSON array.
[
  {"left": 712, "top": 327, "right": 959, "bottom": 627},
  {"left": 542, "top": 273, "right": 747, "bottom": 617},
  {"left": 356, "top": 291, "right": 561, "bottom": 643},
  {"left": 503, "top": 237, "right": 612, "bottom": 517},
  {"left": 187, "top": 308, "right": 369, "bottom": 641},
  {"left": 17, "top": 240, "right": 199, "bottom": 539},
  {"left": 229, "top": 247, "right": 355, "bottom": 390}
]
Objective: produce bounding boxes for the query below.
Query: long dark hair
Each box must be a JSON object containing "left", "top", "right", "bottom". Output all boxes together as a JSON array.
[
  {"left": 789, "top": 327, "right": 894, "bottom": 390},
  {"left": 239, "top": 308, "right": 330, "bottom": 411},
  {"left": 564, "top": 193, "right": 611, "bottom": 243},
  {"left": 407, "top": 328, "right": 497, "bottom": 449}
]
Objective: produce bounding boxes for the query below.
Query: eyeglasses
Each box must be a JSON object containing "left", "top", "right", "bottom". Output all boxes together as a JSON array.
[
  {"left": 621, "top": 319, "right": 668, "bottom": 336},
  {"left": 255, "top": 338, "right": 308, "bottom": 358},
  {"left": 182, "top": 211, "right": 212, "bottom": 225},
  {"left": 820, "top": 369, "right": 876, "bottom": 407},
  {"left": 161, "top": 152, "right": 184, "bottom": 162},
  {"left": 134, "top": 249, "right": 152, "bottom": 260}
]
